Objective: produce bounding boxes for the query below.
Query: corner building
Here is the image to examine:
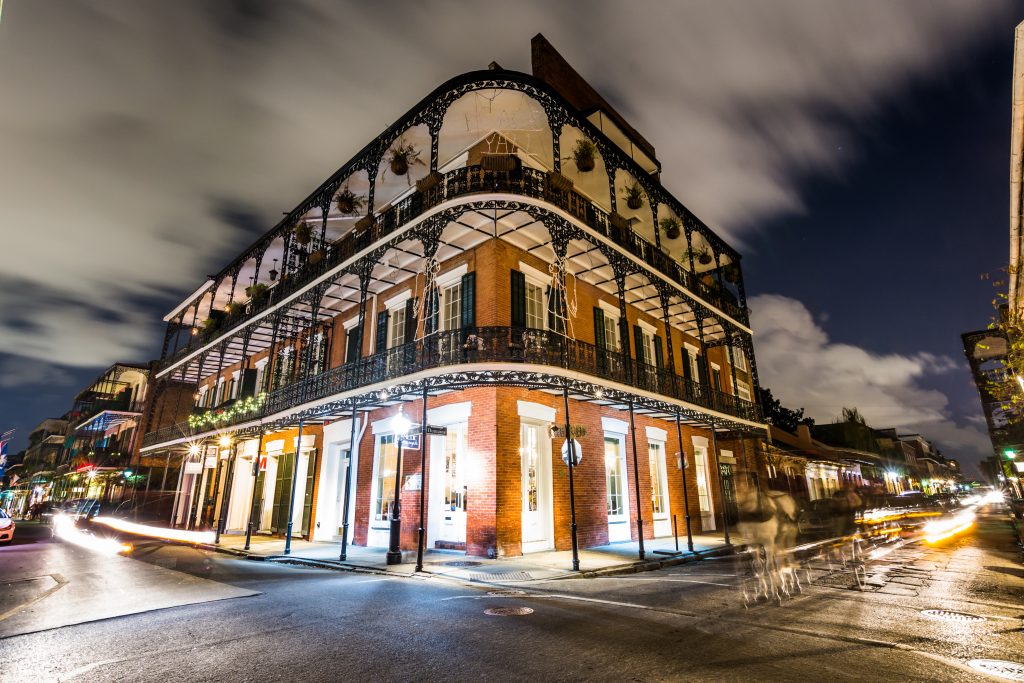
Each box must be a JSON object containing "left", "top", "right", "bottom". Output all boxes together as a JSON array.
[{"left": 141, "top": 36, "right": 766, "bottom": 559}]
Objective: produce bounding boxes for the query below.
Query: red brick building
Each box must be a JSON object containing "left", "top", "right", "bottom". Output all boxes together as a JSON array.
[{"left": 140, "top": 36, "right": 765, "bottom": 563}]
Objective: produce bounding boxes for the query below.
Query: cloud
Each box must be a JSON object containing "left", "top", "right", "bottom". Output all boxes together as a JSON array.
[
  {"left": 0, "top": 356, "right": 74, "bottom": 389},
  {"left": 749, "top": 294, "right": 992, "bottom": 462},
  {"left": 0, "top": 1, "right": 1012, "bottom": 374}
]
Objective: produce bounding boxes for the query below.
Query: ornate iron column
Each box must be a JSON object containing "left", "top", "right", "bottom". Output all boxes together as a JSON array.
[
  {"left": 562, "top": 385, "right": 580, "bottom": 571},
  {"left": 339, "top": 401, "right": 359, "bottom": 561},
  {"left": 658, "top": 283, "right": 679, "bottom": 398},
  {"left": 244, "top": 428, "right": 265, "bottom": 550},
  {"left": 628, "top": 398, "right": 646, "bottom": 560},
  {"left": 614, "top": 266, "right": 633, "bottom": 386},
  {"left": 283, "top": 419, "right": 304, "bottom": 555},
  {"left": 674, "top": 410, "right": 695, "bottom": 552},
  {"left": 708, "top": 419, "right": 731, "bottom": 546},
  {"left": 416, "top": 381, "right": 429, "bottom": 572}
]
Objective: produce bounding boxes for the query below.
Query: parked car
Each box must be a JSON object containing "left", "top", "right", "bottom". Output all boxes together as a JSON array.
[{"left": 0, "top": 509, "right": 15, "bottom": 544}]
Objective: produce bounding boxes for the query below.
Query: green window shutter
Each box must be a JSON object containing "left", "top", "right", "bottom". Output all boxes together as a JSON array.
[
  {"left": 593, "top": 307, "right": 606, "bottom": 350},
  {"left": 376, "top": 310, "right": 389, "bottom": 351},
  {"left": 681, "top": 348, "right": 692, "bottom": 384},
  {"left": 346, "top": 324, "right": 361, "bottom": 364},
  {"left": 654, "top": 335, "right": 664, "bottom": 368},
  {"left": 460, "top": 272, "right": 475, "bottom": 329},
  {"left": 511, "top": 270, "right": 526, "bottom": 328},
  {"left": 633, "top": 325, "right": 645, "bottom": 365}
]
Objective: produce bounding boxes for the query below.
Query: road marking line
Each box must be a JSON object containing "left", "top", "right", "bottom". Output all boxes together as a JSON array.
[{"left": 588, "top": 576, "right": 735, "bottom": 587}]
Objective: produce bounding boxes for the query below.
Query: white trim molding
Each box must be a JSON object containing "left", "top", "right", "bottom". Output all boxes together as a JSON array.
[
  {"left": 517, "top": 400, "right": 556, "bottom": 423},
  {"left": 602, "top": 416, "right": 629, "bottom": 434},
  {"left": 427, "top": 401, "right": 472, "bottom": 425},
  {"left": 646, "top": 426, "right": 668, "bottom": 443}
]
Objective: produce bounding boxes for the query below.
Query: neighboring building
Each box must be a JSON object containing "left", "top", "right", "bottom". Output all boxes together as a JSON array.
[
  {"left": 140, "top": 35, "right": 766, "bottom": 560},
  {"left": 813, "top": 420, "right": 909, "bottom": 494},
  {"left": 51, "top": 362, "right": 149, "bottom": 502}
]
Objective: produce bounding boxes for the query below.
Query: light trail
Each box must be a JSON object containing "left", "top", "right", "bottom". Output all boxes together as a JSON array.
[
  {"left": 91, "top": 516, "right": 216, "bottom": 544},
  {"left": 53, "top": 514, "right": 132, "bottom": 555},
  {"left": 923, "top": 509, "right": 976, "bottom": 544}
]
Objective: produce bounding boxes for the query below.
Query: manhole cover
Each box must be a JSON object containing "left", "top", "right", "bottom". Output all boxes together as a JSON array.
[
  {"left": 487, "top": 589, "right": 527, "bottom": 596},
  {"left": 440, "top": 560, "right": 483, "bottom": 568},
  {"left": 484, "top": 606, "right": 534, "bottom": 616},
  {"left": 967, "top": 659, "right": 1024, "bottom": 681},
  {"left": 920, "top": 609, "right": 986, "bottom": 622}
]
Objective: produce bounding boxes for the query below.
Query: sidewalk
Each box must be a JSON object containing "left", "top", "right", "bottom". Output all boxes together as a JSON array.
[{"left": 202, "top": 532, "right": 738, "bottom": 583}]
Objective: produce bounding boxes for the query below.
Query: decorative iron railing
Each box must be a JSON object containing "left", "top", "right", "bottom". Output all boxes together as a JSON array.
[
  {"left": 164, "top": 164, "right": 747, "bottom": 368},
  {"left": 143, "top": 326, "right": 761, "bottom": 448}
]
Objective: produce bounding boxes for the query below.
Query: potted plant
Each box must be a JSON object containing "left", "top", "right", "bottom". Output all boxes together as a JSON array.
[
  {"left": 200, "top": 317, "right": 218, "bottom": 332},
  {"left": 245, "top": 282, "right": 269, "bottom": 301},
  {"left": 609, "top": 212, "right": 630, "bottom": 232},
  {"left": 293, "top": 221, "right": 313, "bottom": 245},
  {"left": 547, "top": 170, "right": 574, "bottom": 193},
  {"left": 572, "top": 138, "right": 597, "bottom": 172},
  {"left": 416, "top": 171, "right": 443, "bottom": 193},
  {"left": 386, "top": 141, "right": 423, "bottom": 177},
  {"left": 354, "top": 214, "right": 376, "bottom": 232},
  {"left": 697, "top": 247, "right": 713, "bottom": 265},
  {"left": 308, "top": 249, "right": 325, "bottom": 266},
  {"left": 723, "top": 263, "right": 740, "bottom": 283},
  {"left": 659, "top": 217, "right": 681, "bottom": 240},
  {"left": 622, "top": 181, "right": 644, "bottom": 210},
  {"left": 335, "top": 187, "right": 365, "bottom": 215}
]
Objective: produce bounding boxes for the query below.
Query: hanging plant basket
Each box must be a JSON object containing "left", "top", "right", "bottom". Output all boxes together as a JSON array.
[
  {"left": 698, "top": 248, "right": 713, "bottom": 265},
  {"left": 416, "top": 171, "right": 443, "bottom": 193},
  {"left": 481, "top": 153, "right": 519, "bottom": 173},
  {"left": 386, "top": 142, "right": 423, "bottom": 178},
  {"left": 724, "top": 263, "right": 740, "bottom": 283},
  {"left": 308, "top": 249, "right": 324, "bottom": 266},
  {"left": 547, "top": 171, "right": 574, "bottom": 193},
  {"left": 659, "top": 217, "right": 681, "bottom": 240},
  {"left": 335, "top": 188, "right": 365, "bottom": 216},
  {"left": 293, "top": 221, "right": 313, "bottom": 245},
  {"left": 623, "top": 181, "right": 644, "bottom": 210},
  {"left": 572, "top": 138, "right": 597, "bottom": 173}
]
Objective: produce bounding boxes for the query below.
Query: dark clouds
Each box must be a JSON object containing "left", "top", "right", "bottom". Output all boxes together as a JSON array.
[{"left": 0, "top": 1, "right": 1016, "bottom": 462}]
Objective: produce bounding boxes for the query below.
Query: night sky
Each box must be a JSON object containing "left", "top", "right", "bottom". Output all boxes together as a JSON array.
[{"left": 2, "top": 1, "right": 1022, "bottom": 476}]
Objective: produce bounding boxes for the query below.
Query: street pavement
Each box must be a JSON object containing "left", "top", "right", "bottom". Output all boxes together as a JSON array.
[{"left": 1, "top": 506, "right": 1022, "bottom": 682}]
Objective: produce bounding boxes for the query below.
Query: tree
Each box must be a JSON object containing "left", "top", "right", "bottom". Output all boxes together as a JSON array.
[
  {"left": 839, "top": 406, "right": 867, "bottom": 425},
  {"left": 757, "top": 386, "right": 813, "bottom": 433}
]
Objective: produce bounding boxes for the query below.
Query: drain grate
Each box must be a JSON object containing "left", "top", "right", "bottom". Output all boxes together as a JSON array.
[
  {"left": 967, "top": 659, "right": 1024, "bottom": 681},
  {"left": 469, "top": 571, "right": 533, "bottom": 582},
  {"left": 440, "top": 560, "right": 483, "bottom": 567},
  {"left": 485, "top": 606, "right": 534, "bottom": 616},
  {"left": 487, "top": 589, "right": 527, "bottom": 596},
  {"left": 920, "top": 609, "right": 986, "bottom": 622}
]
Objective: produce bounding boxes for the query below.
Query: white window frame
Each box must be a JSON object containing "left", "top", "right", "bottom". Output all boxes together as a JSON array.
[
  {"left": 733, "top": 348, "right": 748, "bottom": 372},
  {"left": 598, "top": 300, "right": 622, "bottom": 353},
  {"left": 684, "top": 343, "right": 701, "bottom": 384},
  {"left": 735, "top": 378, "right": 752, "bottom": 403},
  {"left": 648, "top": 439, "right": 669, "bottom": 517},
  {"left": 388, "top": 306, "right": 407, "bottom": 349},
  {"left": 196, "top": 386, "right": 208, "bottom": 408}
]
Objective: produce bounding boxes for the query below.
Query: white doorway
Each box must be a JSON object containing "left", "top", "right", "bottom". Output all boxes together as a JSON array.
[
  {"left": 314, "top": 417, "right": 361, "bottom": 544},
  {"left": 648, "top": 440, "right": 671, "bottom": 537},
  {"left": 604, "top": 434, "right": 631, "bottom": 542},
  {"left": 428, "top": 422, "right": 468, "bottom": 547},
  {"left": 520, "top": 419, "right": 553, "bottom": 552},
  {"left": 692, "top": 439, "right": 715, "bottom": 531}
]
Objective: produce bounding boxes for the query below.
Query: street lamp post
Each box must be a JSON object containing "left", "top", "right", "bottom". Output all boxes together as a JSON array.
[{"left": 386, "top": 409, "right": 411, "bottom": 566}]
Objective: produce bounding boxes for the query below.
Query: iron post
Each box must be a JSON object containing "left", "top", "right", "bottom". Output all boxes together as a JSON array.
[{"left": 284, "top": 420, "right": 304, "bottom": 555}]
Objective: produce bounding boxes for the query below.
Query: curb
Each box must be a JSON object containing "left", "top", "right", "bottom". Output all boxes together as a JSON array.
[{"left": 184, "top": 539, "right": 740, "bottom": 582}]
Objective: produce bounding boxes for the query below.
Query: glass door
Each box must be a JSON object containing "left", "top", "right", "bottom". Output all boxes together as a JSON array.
[
  {"left": 520, "top": 420, "right": 552, "bottom": 552},
  {"left": 605, "top": 435, "right": 630, "bottom": 542},
  {"left": 437, "top": 423, "right": 467, "bottom": 545},
  {"left": 648, "top": 442, "right": 671, "bottom": 537},
  {"left": 694, "top": 446, "right": 715, "bottom": 531}
]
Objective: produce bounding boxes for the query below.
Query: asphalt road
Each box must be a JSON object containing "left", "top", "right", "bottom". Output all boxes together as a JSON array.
[{"left": 1, "top": 506, "right": 1022, "bottom": 682}]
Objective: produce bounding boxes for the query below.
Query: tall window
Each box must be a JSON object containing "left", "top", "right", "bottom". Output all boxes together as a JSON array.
[
  {"left": 733, "top": 349, "right": 748, "bottom": 372},
  {"left": 605, "top": 437, "right": 624, "bottom": 516},
  {"left": 639, "top": 329, "right": 655, "bottom": 366},
  {"left": 686, "top": 350, "right": 701, "bottom": 384},
  {"left": 649, "top": 442, "right": 667, "bottom": 515},
  {"left": 373, "top": 435, "right": 398, "bottom": 521},
  {"left": 442, "top": 282, "right": 461, "bottom": 331},
  {"left": 525, "top": 281, "right": 545, "bottom": 329},
  {"left": 736, "top": 379, "right": 752, "bottom": 402},
  {"left": 603, "top": 315, "right": 620, "bottom": 352},
  {"left": 389, "top": 308, "right": 406, "bottom": 348},
  {"left": 694, "top": 446, "right": 712, "bottom": 514}
]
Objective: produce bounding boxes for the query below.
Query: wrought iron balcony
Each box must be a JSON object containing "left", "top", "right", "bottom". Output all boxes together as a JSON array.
[
  {"left": 164, "top": 164, "right": 748, "bottom": 369},
  {"left": 143, "top": 326, "right": 761, "bottom": 448}
]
